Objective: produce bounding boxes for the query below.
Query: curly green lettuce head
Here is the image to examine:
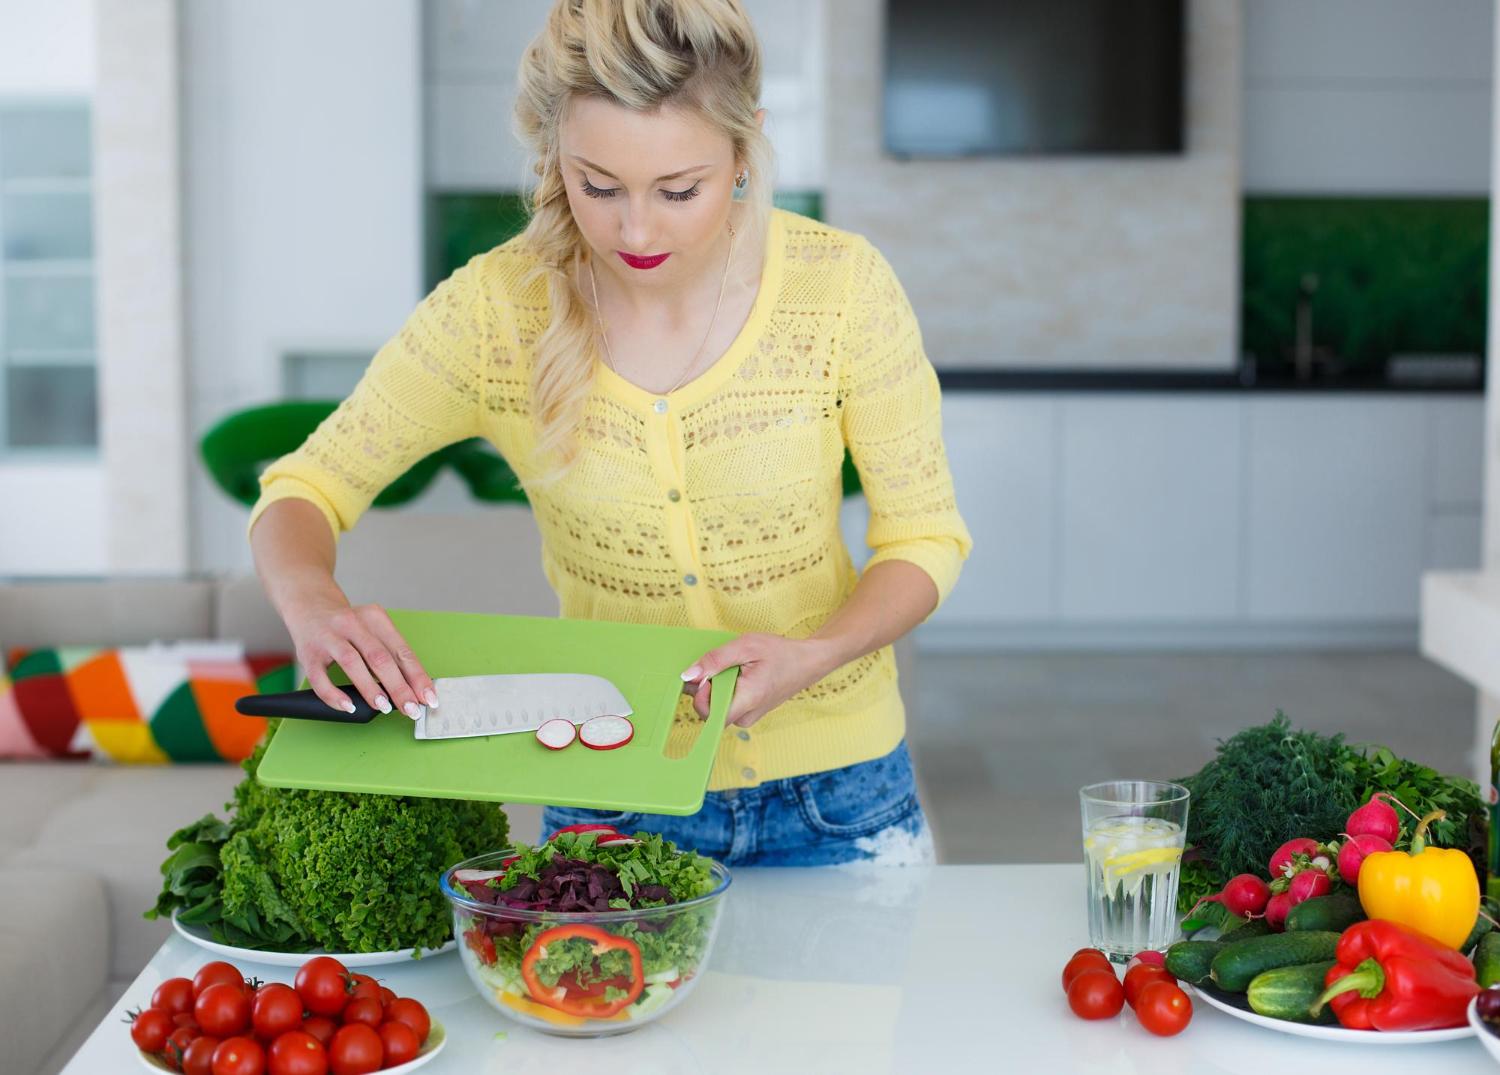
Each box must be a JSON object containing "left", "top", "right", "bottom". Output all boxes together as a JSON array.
[{"left": 219, "top": 723, "right": 510, "bottom": 953}]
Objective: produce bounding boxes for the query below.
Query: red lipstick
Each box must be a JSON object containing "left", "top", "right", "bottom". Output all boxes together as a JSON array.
[{"left": 618, "top": 251, "right": 670, "bottom": 270}]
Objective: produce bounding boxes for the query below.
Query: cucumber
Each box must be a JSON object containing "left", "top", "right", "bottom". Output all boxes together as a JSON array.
[
  {"left": 1477, "top": 932, "right": 1500, "bottom": 988},
  {"left": 1164, "top": 940, "right": 1224, "bottom": 985},
  {"left": 1246, "top": 961, "right": 1339, "bottom": 1024},
  {"left": 1284, "top": 891, "right": 1365, "bottom": 934},
  {"left": 1219, "top": 918, "right": 1272, "bottom": 943},
  {"left": 1209, "top": 931, "right": 1342, "bottom": 993},
  {"left": 1463, "top": 910, "right": 1495, "bottom": 955}
]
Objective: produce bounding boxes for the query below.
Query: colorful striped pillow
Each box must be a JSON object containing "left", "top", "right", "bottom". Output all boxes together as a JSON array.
[{"left": 0, "top": 642, "right": 295, "bottom": 762}]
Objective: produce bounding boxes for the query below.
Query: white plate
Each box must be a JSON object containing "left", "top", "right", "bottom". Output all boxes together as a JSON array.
[
  {"left": 1190, "top": 983, "right": 1475, "bottom": 1044},
  {"left": 1468, "top": 996, "right": 1500, "bottom": 1064},
  {"left": 171, "top": 910, "right": 455, "bottom": 968},
  {"left": 138, "top": 1017, "right": 448, "bottom": 1072}
]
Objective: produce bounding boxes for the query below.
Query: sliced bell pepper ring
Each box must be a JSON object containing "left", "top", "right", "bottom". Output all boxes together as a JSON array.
[{"left": 520, "top": 924, "right": 644, "bottom": 1019}]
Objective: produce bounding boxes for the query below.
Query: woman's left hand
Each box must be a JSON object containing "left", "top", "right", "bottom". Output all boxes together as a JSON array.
[{"left": 680, "top": 633, "right": 833, "bottom": 728}]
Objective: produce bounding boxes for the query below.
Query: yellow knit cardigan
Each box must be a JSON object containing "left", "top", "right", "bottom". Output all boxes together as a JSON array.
[{"left": 250, "top": 209, "right": 972, "bottom": 790}]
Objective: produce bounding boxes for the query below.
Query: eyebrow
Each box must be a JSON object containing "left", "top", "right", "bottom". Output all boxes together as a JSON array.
[{"left": 568, "top": 156, "right": 711, "bottom": 182}]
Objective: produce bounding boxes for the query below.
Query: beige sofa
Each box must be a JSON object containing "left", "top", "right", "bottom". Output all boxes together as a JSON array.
[{"left": 2, "top": 509, "right": 914, "bottom": 1074}]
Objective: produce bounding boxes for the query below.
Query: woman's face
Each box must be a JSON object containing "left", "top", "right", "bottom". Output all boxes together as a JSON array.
[{"left": 559, "top": 95, "right": 739, "bottom": 293}]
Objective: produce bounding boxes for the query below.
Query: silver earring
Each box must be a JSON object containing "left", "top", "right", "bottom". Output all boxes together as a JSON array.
[{"left": 735, "top": 170, "right": 748, "bottom": 189}]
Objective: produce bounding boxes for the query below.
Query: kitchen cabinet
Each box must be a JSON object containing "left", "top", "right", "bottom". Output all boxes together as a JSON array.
[{"left": 920, "top": 391, "right": 1482, "bottom": 649}]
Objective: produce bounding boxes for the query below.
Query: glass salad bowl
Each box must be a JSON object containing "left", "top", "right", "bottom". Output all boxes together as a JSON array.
[{"left": 439, "top": 847, "right": 732, "bottom": 1037}]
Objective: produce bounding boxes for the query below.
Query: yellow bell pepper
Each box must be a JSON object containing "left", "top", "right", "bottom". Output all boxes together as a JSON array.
[{"left": 1357, "top": 808, "right": 1480, "bottom": 949}]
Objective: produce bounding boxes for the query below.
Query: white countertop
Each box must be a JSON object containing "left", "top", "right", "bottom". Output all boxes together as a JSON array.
[{"left": 63, "top": 864, "right": 1494, "bottom": 1075}]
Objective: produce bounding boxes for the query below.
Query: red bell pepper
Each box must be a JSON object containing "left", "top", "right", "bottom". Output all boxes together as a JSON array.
[
  {"left": 520, "top": 924, "right": 644, "bottom": 1019},
  {"left": 1312, "top": 919, "right": 1478, "bottom": 1031}
]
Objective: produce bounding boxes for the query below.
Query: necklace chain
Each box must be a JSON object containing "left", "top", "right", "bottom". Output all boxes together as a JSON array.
[{"left": 588, "top": 221, "right": 737, "bottom": 397}]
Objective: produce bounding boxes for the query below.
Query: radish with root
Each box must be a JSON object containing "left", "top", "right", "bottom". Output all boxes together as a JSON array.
[
  {"left": 1336, "top": 832, "right": 1393, "bottom": 885},
  {"left": 1184, "top": 872, "right": 1271, "bottom": 922},
  {"left": 1263, "top": 890, "right": 1295, "bottom": 932},
  {"left": 1286, "top": 868, "right": 1330, "bottom": 905},
  {"left": 1268, "top": 838, "right": 1320, "bottom": 878},
  {"left": 1345, "top": 793, "right": 1401, "bottom": 845}
]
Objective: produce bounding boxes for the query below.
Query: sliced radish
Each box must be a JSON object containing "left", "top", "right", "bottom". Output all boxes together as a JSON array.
[
  {"left": 549, "top": 823, "right": 619, "bottom": 838},
  {"left": 579, "top": 714, "right": 635, "bottom": 750},
  {"left": 453, "top": 868, "right": 506, "bottom": 884},
  {"left": 594, "top": 833, "right": 639, "bottom": 847},
  {"left": 536, "top": 718, "right": 577, "bottom": 750}
]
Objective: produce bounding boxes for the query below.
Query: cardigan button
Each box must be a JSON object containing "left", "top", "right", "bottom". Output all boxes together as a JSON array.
[
  {"left": 736, "top": 729, "right": 750, "bottom": 742},
  {"left": 667, "top": 488, "right": 681, "bottom": 502},
  {"left": 741, "top": 767, "right": 757, "bottom": 782},
  {"left": 683, "top": 574, "right": 698, "bottom": 586},
  {"left": 653, "top": 398, "right": 668, "bottom": 414}
]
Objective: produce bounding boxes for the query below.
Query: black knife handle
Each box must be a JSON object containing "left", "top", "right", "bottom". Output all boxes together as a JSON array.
[{"left": 234, "top": 683, "right": 379, "bottom": 723}]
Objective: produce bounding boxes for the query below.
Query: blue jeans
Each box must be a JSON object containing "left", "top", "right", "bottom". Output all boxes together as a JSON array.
[{"left": 539, "top": 740, "right": 935, "bottom": 866}]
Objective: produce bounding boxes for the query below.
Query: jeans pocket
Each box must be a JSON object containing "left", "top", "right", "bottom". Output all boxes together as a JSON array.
[{"left": 789, "top": 746, "right": 921, "bottom": 839}]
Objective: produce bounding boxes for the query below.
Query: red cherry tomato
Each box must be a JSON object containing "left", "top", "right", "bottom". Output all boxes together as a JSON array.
[
  {"left": 340, "top": 997, "right": 384, "bottom": 1029},
  {"left": 327, "top": 1024, "right": 383, "bottom": 1075},
  {"left": 376, "top": 987, "right": 396, "bottom": 1007},
  {"left": 300, "top": 1016, "right": 337, "bottom": 1048},
  {"left": 381, "top": 998, "right": 430, "bottom": 1045},
  {"left": 194, "top": 962, "right": 246, "bottom": 998},
  {"left": 130, "top": 1007, "right": 175, "bottom": 1053},
  {"left": 347, "top": 975, "right": 382, "bottom": 1004},
  {"left": 182, "top": 1035, "right": 222, "bottom": 1075},
  {"left": 251, "top": 983, "right": 304, "bottom": 1041},
  {"left": 1135, "top": 980, "right": 1193, "bottom": 1037},
  {"left": 211, "top": 1035, "right": 266, "bottom": 1075},
  {"left": 377, "top": 1021, "right": 419, "bottom": 1067},
  {"left": 1067, "top": 968, "right": 1126, "bottom": 1020},
  {"left": 196, "top": 982, "right": 253, "bottom": 1038},
  {"left": 295, "top": 957, "right": 353, "bottom": 1018},
  {"left": 154, "top": 978, "right": 197, "bottom": 1018},
  {"left": 166, "top": 1026, "right": 201, "bottom": 1070},
  {"left": 174, "top": 1014, "right": 200, "bottom": 1030},
  {"left": 1123, "top": 964, "right": 1176, "bottom": 1009},
  {"left": 1061, "top": 950, "right": 1115, "bottom": 992},
  {"left": 266, "top": 1030, "right": 329, "bottom": 1075}
]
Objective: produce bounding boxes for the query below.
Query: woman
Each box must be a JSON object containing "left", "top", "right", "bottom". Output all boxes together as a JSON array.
[{"left": 248, "top": 0, "right": 971, "bottom": 866}]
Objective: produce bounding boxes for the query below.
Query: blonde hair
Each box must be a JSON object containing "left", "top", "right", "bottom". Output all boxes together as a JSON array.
[{"left": 514, "top": 0, "right": 775, "bottom": 475}]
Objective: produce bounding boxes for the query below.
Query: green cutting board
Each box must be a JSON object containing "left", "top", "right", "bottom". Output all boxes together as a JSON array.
[{"left": 255, "top": 609, "right": 739, "bottom": 815}]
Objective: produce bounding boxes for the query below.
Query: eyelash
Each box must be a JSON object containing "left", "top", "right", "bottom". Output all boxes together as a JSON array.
[{"left": 581, "top": 178, "right": 701, "bottom": 202}]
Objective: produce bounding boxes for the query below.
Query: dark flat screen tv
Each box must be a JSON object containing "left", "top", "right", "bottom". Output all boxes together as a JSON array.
[{"left": 883, "top": 0, "right": 1185, "bottom": 158}]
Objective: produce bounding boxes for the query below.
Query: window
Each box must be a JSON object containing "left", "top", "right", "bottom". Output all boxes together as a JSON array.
[{"left": 0, "top": 99, "right": 97, "bottom": 450}]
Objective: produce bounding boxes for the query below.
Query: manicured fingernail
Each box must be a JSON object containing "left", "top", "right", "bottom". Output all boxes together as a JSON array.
[
  {"left": 403, "top": 701, "right": 421, "bottom": 720},
  {"left": 375, "top": 695, "right": 392, "bottom": 713},
  {"left": 681, "top": 666, "right": 701, "bottom": 681},
  {"left": 343, "top": 699, "right": 358, "bottom": 714},
  {"left": 424, "top": 689, "right": 440, "bottom": 708}
]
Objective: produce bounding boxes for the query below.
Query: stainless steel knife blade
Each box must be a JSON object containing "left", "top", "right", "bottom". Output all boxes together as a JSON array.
[{"left": 411, "top": 672, "right": 632, "bottom": 741}]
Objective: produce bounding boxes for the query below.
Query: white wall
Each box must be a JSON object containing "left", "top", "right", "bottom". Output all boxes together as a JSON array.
[
  {"left": 182, "top": 0, "right": 425, "bottom": 573},
  {"left": 1243, "top": 0, "right": 1493, "bottom": 194},
  {"left": 0, "top": 0, "right": 94, "bottom": 94},
  {"left": 0, "top": 0, "right": 102, "bottom": 576}
]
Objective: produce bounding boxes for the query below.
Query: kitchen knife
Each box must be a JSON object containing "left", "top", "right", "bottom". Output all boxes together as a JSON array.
[{"left": 235, "top": 672, "right": 633, "bottom": 741}]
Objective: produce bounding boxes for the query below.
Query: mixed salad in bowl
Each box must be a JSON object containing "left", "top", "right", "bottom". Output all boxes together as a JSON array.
[{"left": 440, "top": 825, "right": 730, "bottom": 1036}]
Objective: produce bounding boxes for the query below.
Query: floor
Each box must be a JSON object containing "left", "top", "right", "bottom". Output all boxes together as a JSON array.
[{"left": 907, "top": 650, "right": 1483, "bottom": 864}]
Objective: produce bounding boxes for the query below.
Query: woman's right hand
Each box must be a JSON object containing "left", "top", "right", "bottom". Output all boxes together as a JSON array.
[{"left": 283, "top": 594, "right": 438, "bottom": 719}]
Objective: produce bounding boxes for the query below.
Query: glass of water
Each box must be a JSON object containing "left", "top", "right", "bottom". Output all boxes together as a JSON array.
[{"left": 1080, "top": 780, "right": 1190, "bottom": 961}]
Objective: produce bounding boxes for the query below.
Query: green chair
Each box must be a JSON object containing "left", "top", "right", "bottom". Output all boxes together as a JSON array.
[
  {"left": 199, "top": 401, "right": 528, "bottom": 509},
  {"left": 200, "top": 400, "right": 861, "bottom": 509}
]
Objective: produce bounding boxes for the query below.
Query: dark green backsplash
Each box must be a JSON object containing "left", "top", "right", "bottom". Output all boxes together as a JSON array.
[
  {"left": 1242, "top": 196, "right": 1488, "bottom": 377},
  {"left": 427, "top": 190, "right": 823, "bottom": 289}
]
